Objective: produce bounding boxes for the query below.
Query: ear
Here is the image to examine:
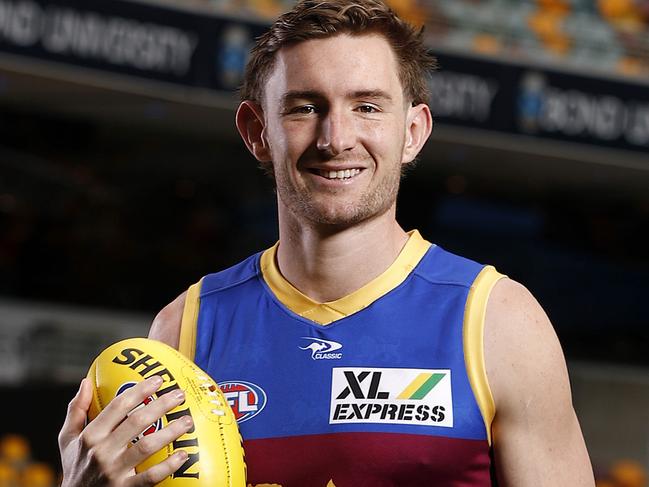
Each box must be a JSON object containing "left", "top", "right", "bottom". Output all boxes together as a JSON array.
[
  {"left": 235, "top": 100, "right": 272, "bottom": 162},
  {"left": 402, "top": 103, "right": 433, "bottom": 165}
]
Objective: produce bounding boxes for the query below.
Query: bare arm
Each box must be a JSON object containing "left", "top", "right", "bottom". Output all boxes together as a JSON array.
[
  {"left": 148, "top": 291, "right": 186, "bottom": 349},
  {"left": 485, "top": 278, "right": 594, "bottom": 486}
]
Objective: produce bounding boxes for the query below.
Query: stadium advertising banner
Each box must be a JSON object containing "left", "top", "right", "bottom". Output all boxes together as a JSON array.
[
  {"left": 0, "top": 0, "right": 647, "bottom": 153},
  {"left": 0, "top": 0, "right": 266, "bottom": 91},
  {"left": 432, "top": 53, "right": 649, "bottom": 154}
]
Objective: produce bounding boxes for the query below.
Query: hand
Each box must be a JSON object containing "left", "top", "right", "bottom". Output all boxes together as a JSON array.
[{"left": 58, "top": 376, "right": 193, "bottom": 487}]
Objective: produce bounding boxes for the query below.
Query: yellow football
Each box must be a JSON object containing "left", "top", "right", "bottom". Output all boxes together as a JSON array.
[{"left": 86, "top": 337, "right": 246, "bottom": 486}]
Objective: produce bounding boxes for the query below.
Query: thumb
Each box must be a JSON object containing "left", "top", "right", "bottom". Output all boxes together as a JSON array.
[{"left": 58, "top": 378, "right": 93, "bottom": 448}]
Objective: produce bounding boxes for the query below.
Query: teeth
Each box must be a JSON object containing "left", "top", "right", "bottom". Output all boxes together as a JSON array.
[{"left": 320, "top": 169, "right": 361, "bottom": 180}]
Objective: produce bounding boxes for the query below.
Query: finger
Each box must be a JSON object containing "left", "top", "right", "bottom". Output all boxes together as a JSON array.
[
  {"left": 84, "top": 376, "right": 164, "bottom": 441},
  {"left": 127, "top": 450, "right": 189, "bottom": 487},
  {"left": 117, "top": 416, "right": 193, "bottom": 472},
  {"left": 58, "top": 378, "right": 93, "bottom": 449},
  {"left": 110, "top": 388, "right": 186, "bottom": 449}
]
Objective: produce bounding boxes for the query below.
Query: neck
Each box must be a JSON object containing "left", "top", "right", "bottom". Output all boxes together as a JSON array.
[{"left": 276, "top": 204, "right": 409, "bottom": 303}]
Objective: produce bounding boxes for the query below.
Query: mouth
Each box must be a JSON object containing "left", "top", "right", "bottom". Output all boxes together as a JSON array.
[{"left": 309, "top": 168, "right": 364, "bottom": 181}]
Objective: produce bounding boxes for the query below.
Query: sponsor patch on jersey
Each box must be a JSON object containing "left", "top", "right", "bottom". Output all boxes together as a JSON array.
[
  {"left": 330, "top": 368, "right": 453, "bottom": 427},
  {"left": 116, "top": 382, "right": 162, "bottom": 442},
  {"left": 300, "top": 337, "right": 343, "bottom": 360},
  {"left": 219, "top": 380, "right": 267, "bottom": 423}
]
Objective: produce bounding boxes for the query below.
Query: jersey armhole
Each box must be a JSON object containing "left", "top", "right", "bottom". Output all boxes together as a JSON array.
[
  {"left": 463, "top": 266, "right": 506, "bottom": 446},
  {"left": 178, "top": 279, "right": 203, "bottom": 361}
]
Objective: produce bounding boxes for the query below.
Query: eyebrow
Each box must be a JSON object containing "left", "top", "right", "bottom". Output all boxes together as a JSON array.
[
  {"left": 280, "top": 89, "right": 393, "bottom": 107},
  {"left": 281, "top": 90, "right": 323, "bottom": 107},
  {"left": 349, "top": 90, "right": 393, "bottom": 102}
]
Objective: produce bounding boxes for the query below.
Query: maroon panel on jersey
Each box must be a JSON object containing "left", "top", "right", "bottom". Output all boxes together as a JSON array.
[{"left": 244, "top": 431, "right": 494, "bottom": 487}]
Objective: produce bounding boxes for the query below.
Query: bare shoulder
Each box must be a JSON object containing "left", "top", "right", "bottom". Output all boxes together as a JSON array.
[
  {"left": 483, "top": 277, "right": 568, "bottom": 409},
  {"left": 483, "top": 277, "right": 594, "bottom": 485},
  {"left": 148, "top": 291, "right": 187, "bottom": 350}
]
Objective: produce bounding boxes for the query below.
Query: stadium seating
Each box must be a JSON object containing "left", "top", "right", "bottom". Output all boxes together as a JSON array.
[
  {"left": 597, "top": 459, "right": 648, "bottom": 487},
  {"left": 165, "top": 0, "right": 649, "bottom": 79},
  {"left": 0, "top": 435, "right": 56, "bottom": 487}
]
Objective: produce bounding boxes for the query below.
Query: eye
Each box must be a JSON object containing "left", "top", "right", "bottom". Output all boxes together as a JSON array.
[
  {"left": 357, "top": 104, "right": 379, "bottom": 114},
  {"left": 290, "top": 105, "right": 317, "bottom": 115}
]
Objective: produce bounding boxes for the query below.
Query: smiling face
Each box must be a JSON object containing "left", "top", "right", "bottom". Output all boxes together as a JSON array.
[{"left": 238, "top": 33, "right": 431, "bottom": 228}]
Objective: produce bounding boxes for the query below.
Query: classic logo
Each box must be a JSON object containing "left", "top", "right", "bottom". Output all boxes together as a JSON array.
[
  {"left": 330, "top": 368, "right": 453, "bottom": 427},
  {"left": 300, "top": 337, "right": 343, "bottom": 360},
  {"left": 219, "top": 381, "right": 267, "bottom": 423},
  {"left": 116, "top": 382, "right": 162, "bottom": 443}
]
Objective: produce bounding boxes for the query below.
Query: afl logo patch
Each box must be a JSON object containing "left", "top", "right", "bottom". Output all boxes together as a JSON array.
[
  {"left": 219, "top": 381, "right": 267, "bottom": 423},
  {"left": 116, "top": 382, "right": 162, "bottom": 443}
]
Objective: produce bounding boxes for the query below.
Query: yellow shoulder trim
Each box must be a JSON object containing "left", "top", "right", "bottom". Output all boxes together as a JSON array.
[
  {"left": 464, "top": 266, "right": 506, "bottom": 446},
  {"left": 178, "top": 279, "right": 202, "bottom": 361},
  {"left": 260, "top": 230, "right": 432, "bottom": 325}
]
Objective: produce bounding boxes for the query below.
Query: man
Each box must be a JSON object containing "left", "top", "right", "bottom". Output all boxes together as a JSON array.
[{"left": 58, "top": 1, "right": 595, "bottom": 485}]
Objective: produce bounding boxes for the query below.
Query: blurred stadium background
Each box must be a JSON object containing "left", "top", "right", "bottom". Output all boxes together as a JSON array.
[{"left": 0, "top": 0, "right": 648, "bottom": 485}]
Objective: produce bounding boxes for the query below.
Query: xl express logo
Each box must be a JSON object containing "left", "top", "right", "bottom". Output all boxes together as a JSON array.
[{"left": 330, "top": 368, "right": 453, "bottom": 427}]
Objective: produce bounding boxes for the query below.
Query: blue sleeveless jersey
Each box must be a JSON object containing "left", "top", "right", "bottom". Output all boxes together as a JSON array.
[{"left": 180, "top": 232, "right": 503, "bottom": 487}]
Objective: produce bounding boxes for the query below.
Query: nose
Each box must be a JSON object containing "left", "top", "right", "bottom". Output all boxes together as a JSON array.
[{"left": 316, "top": 108, "right": 356, "bottom": 156}]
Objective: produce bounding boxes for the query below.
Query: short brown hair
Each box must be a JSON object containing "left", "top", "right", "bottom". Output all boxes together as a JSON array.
[{"left": 240, "top": 0, "right": 437, "bottom": 106}]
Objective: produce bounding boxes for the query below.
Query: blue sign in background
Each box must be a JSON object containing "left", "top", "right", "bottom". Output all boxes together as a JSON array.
[{"left": 0, "top": 0, "right": 647, "bottom": 153}]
